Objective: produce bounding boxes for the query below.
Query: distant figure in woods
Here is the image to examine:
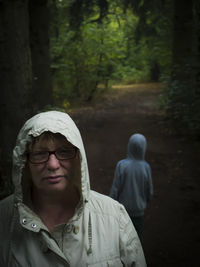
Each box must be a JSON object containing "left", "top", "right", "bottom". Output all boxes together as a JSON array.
[
  {"left": 0, "top": 111, "right": 147, "bottom": 267},
  {"left": 110, "top": 133, "right": 153, "bottom": 240}
]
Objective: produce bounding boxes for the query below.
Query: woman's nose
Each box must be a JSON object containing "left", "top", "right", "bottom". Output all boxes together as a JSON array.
[{"left": 47, "top": 154, "right": 60, "bottom": 170}]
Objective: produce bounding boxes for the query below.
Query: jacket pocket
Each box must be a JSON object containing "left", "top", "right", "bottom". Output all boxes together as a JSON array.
[{"left": 88, "top": 258, "right": 123, "bottom": 267}]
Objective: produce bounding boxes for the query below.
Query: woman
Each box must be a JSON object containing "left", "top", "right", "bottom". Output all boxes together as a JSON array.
[{"left": 0, "top": 111, "right": 146, "bottom": 267}]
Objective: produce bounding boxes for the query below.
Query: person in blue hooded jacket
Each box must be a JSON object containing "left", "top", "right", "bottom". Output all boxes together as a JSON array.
[{"left": 109, "top": 133, "right": 153, "bottom": 240}]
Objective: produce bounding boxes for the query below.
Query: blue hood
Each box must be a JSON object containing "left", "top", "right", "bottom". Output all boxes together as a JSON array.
[{"left": 127, "top": 134, "right": 147, "bottom": 160}]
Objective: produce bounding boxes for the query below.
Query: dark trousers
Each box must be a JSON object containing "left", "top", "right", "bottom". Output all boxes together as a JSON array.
[{"left": 130, "top": 216, "right": 144, "bottom": 241}]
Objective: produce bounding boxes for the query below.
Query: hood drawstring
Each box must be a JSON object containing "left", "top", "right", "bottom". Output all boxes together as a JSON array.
[{"left": 87, "top": 213, "right": 92, "bottom": 255}]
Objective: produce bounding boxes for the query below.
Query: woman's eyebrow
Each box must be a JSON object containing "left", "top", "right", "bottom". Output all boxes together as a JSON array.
[{"left": 58, "top": 146, "right": 76, "bottom": 149}]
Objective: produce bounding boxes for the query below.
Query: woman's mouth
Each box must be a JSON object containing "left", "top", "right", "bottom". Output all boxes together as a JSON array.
[{"left": 45, "top": 176, "right": 63, "bottom": 183}]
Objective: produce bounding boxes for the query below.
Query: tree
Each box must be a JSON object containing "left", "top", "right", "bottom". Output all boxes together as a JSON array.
[
  {"left": 167, "top": 0, "right": 200, "bottom": 136},
  {"left": 0, "top": 0, "right": 32, "bottom": 197},
  {"left": 50, "top": 0, "right": 173, "bottom": 106},
  {"left": 0, "top": 0, "right": 52, "bottom": 198},
  {"left": 29, "top": 0, "right": 52, "bottom": 110}
]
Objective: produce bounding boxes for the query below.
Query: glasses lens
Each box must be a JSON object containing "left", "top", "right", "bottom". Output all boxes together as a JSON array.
[
  {"left": 56, "top": 148, "right": 76, "bottom": 160},
  {"left": 29, "top": 151, "right": 49, "bottom": 163},
  {"left": 28, "top": 148, "right": 77, "bottom": 163}
]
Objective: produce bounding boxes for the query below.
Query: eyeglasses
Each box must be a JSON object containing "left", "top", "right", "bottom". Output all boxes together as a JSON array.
[{"left": 27, "top": 147, "right": 77, "bottom": 164}]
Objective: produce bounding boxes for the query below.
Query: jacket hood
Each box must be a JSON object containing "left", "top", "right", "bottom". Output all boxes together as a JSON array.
[
  {"left": 12, "top": 111, "right": 90, "bottom": 203},
  {"left": 127, "top": 133, "right": 147, "bottom": 160}
]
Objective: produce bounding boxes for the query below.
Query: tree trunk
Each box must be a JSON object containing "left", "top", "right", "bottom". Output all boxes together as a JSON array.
[
  {"left": 172, "top": 0, "right": 199, "bottom": 84},
  {"left": 169, "top": 0, "right": 200, "bottom": 135},
  {"left": 172, "top": 0, "right": 193, "bottom": 79},
  {"left": 29, "top": 0, "right": 52, "bottom": 111},
  {"left": 193, "top": 1, "right": 200, "bottom": 95},
  {"left": 0, "top": 0, "right": 33, "bottom": 198}
]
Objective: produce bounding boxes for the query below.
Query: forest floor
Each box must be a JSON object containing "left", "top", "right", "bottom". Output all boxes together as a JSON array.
[{"left": 69, "top": 83, "right": 200, "bottom": 267}]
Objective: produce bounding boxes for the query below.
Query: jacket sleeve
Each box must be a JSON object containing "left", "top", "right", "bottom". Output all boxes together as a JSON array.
[
  {"left": 118, "top": 204, "right": 147, "bottom": 267},
  {"left": 109, "top": 162, "right": 122, "bottom": 200},
  {"left": 145, "top": 163, "right": 153, "bottom": 202},
  {"left": 0, "top": 195, "right": 14, "bottom": 266}
]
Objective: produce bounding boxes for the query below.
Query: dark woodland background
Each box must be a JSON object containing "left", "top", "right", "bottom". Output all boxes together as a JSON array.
[
  {"left": 1, "top": 1, "right": 200, "bottom": 266},
  {"left": 0, "top": 0, "right": 200, "bottom": 199}
]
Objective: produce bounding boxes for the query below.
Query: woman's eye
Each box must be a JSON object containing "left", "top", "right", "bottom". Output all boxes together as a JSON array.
[
  {"left": 58, "top": 150, "right": 71, "bottom": 155},
  {"left": 33, "top": 151, "right": 47, "bottom": 156},
  {"left": 56, "top": 148, "right": 76, "bottom": 159}
]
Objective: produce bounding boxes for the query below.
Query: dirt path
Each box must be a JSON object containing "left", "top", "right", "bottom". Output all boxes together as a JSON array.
[{"left": 70, "top": 83, "right": 200, "bottom": 267}]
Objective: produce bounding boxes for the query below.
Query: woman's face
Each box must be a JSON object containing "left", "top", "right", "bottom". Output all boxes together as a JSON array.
[{"left": 28, "top": 134, "right": 79, "bottom": 195}]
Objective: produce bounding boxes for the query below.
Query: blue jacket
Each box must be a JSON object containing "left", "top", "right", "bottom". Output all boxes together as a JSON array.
[{"left": 110, "top": 134, "right": 153, "bottom": 217}]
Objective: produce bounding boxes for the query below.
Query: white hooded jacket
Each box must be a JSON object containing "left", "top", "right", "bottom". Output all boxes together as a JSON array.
[{"left": 0, "top": 111, "right": 146, "bottom": 267}]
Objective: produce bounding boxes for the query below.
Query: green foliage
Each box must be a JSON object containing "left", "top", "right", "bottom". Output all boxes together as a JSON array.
[
  {"left": 50, "top": 0, "right": 172, "bottom": 106},
  {"left": 159, "top": 0, "right": 200, "bottom": 138},
  {"left": 49, "top": 0, "right": 200, "bottom": 139},
  {"left": 162, "top": 64, "right": 200, "bottom": 137}
]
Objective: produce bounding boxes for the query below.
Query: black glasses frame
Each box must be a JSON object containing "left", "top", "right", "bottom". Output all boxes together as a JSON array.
[{"left": 27, "top": 147, "right": 77, "bottom": 164}]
